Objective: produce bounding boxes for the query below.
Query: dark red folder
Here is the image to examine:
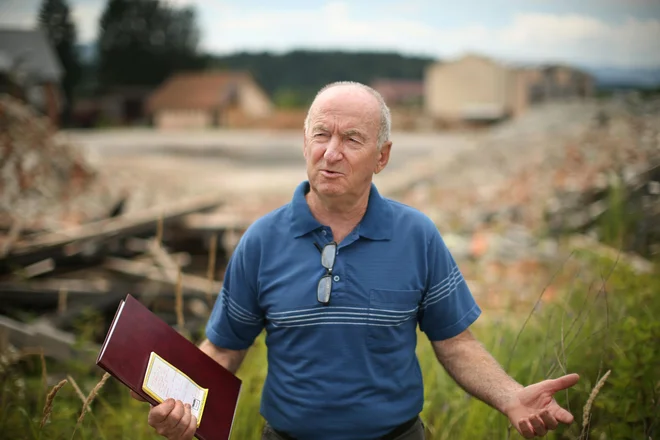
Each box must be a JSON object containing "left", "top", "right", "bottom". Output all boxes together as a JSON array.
[{"left": 96, "top": 294, "right": 242, "bottom": 440}]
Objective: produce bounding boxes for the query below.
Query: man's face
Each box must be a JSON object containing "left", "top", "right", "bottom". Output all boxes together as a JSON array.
[{"left": 303, "top": 86, "right": 391, "bottom": 200}]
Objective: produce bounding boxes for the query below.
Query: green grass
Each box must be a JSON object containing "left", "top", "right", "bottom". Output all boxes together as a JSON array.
[{"left": 1, "top": 250, "right": 658, "bottom": 440}]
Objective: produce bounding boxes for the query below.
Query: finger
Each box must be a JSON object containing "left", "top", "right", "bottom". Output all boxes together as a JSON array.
[
  {"left": 530, "top": 415, "right": 547, "bottom": 437},
  {"left": 554, "top": 407, "right": 575, "bottom": 424},
  {"left": 518, "top": 419, "right": 535, "bottom": 439},
  {"left": 160, "top": 400, "right": 186, "bottom": 434},
  {"left": 130, "top": 390, "right": 148, "bottom": 402},
  {"left": 173, "top": 403, "right": 192, "bottom": 438},
  {"left": 547, "top": 373, "right": 580, "bottom": 393},
  {"left": 148, "top": 398, "right": 176, "bottom": 426},
  {"left": 539, "top": 409, "right": 558, "bottom": 430},
  {"left": 182, "top": 412, "right": 198, "bottom": 440}
]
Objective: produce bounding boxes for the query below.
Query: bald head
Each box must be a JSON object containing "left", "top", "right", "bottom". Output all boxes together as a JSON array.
[{"left": 304, "top": 81, "right": 391, "bottom": 150}]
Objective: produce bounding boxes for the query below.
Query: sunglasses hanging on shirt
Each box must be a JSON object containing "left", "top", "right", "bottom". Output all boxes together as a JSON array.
[{"left": 314, "top": 241, "right": 337, "bottom": 306}]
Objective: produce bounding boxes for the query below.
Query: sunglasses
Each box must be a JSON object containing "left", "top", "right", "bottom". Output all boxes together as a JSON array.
[{"left": 315, "top": 241, "right": 337, "bottom": 306}]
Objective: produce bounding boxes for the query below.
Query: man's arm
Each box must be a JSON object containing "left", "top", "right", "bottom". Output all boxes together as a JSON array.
[
  {"left": 431, "top": 328, "right": 579, "bottom": 439},
  {"left": 198, "top": 338, "right": 248, "bottom": 375},
  {"left": 431, "top": 328, "right": 522, "bottom": 414}
]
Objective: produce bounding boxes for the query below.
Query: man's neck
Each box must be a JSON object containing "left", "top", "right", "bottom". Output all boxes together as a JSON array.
[{"left": 306, "top": 187, "right": 370, "bottom": 230}]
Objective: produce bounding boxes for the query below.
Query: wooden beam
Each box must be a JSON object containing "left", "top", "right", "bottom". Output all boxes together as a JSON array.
[
  {"left": 0, "top": 278, "right": 113, "bottom": 310},
  {"left": 0, "top": 315, "right": 97, "bottom": 361},
  {"left": 102, "top": 257, "right": 222, "bottom": 296},
  {"left": 147, "top": 240, "right": 181, "bottom": 282},
  {"left": 46, "top": 291, "right": 128, "bottom": 330},
  {"left": 0, "top": 218, "right": 23, "bottom": 257},
  {"left": 1, "top": 192, "right": 226, "bottom": 266},
  {"left": 181, "top": 211, "right": 251, "bottom": 231},
  {"left": 0, "top": 278, "right": 111, "bottom": 295}
]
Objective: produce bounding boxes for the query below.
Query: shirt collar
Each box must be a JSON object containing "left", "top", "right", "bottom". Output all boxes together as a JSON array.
[
  {"left": 289, "top": 181, "right": 393, "bottom": 241},
  {"left": 289, "top": 181, "right": 323, "bottom": 238}
]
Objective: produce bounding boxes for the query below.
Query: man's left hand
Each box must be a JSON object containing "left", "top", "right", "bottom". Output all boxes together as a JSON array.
[{"left": 504, "top": 373, "right": 580, "bottom": 438}]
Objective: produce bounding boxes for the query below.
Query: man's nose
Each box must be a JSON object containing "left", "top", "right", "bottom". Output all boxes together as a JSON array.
[{"left": 324, "top": 136, "right": 343, "bottom": 162}]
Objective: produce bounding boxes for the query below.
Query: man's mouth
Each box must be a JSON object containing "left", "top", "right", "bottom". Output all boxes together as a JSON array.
[{"left": 320, "top": 169, "right": 342, "bottom": 177}]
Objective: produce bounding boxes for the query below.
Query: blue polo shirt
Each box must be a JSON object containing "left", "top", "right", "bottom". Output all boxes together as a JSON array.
[{"left": 206, "top": 181, "right": 481, "bottom": 440}]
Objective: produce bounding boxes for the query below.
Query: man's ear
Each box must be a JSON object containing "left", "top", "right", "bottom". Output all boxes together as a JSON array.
[
  {"left": 374, "top": 141, "right": 392, "bottom": 174},
  {"left": 302, "top": 129, "right": 309, "bottom": 160}
]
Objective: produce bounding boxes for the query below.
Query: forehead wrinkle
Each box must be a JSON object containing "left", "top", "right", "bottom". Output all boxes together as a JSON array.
[
  {"left": 343, "top": 128, "right": 367, "bottom": 139},
  {"left": 311, "top": 110, "right": 374, "bottom": 133},
  {"left": 311, "top": 122, "right": 328, "bottom": 131},
  {"left": 311, "top": 120, "right": 369, "bottom": 140}
]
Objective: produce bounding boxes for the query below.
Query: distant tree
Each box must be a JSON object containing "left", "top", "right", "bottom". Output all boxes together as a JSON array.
[
  {"left": 38, "top": 0, "right": 82, "bottom": 126},
  {"left": 97, "top": 0, "right": 204, "bottom": 88},
  {"left": 211, "top": 50, "right": 435, "bottom": 104},
  {"left": 272, "top": 88, "right": 311, "bottom": 109}
]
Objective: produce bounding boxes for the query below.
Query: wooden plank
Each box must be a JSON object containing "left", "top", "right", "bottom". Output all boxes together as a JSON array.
[
  {"left": 147, "top": 240, "right": 181, "bottom": 282},
  {"left": 181, "top": 211, "right": 251, "bottom": 231},
  {"left": 0, "top": 315, "right": 97, "bottom": 361},
  {"left": 124, "top": 237, "right": 191, "bottom": 266},
  {"left": 0, "top": 280, "right": 111, "bottom": 310},
  {"left": 0, "top": 278, "right": 111, "bottom": 295},
  {"left": 103, "top": 257, "right": 222, "bottom": 296},
  {"left": 0, "top": 218, "right": 23, "bottom": 257},
  {"left": 1, "top": 192, "right": 226, "bottom": 265},
  {"left": 22, "top": 258, "right": 56, "bottom": 278},
  {"left": 46, "top": 291, "right": 128, "bottom": 330}
]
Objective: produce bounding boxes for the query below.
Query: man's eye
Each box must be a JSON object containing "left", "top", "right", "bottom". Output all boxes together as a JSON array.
[{"left": 314, "top": 133, "right": 327, "bottom": 137}]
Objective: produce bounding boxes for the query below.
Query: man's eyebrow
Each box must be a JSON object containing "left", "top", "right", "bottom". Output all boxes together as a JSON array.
[
  {"left": 311, "top": 124, "right": 329, "bottom": 131},
  {"left": 343, "top": 129, "right": 366, "bottom": 138}
]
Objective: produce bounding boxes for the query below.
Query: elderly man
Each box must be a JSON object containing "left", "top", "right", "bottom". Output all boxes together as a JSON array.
[{"left": 135, "top": 81, "right": 579, "bottom": 440}]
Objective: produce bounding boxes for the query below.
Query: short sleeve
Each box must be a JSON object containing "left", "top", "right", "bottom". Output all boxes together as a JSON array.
[
  {"left": 205, "top": 234, "right": 264, "bottom": 350},
  {"left": 418, "top": 230, "right": 481, "bottom": 341}
]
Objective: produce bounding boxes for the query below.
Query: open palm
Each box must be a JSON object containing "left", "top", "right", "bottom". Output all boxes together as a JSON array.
[{"left": 505, "top": 373, "right": 580, "bottom": 438}]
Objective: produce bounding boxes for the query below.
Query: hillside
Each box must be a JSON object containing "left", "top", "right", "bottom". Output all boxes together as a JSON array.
[{"left": 207, "top": 49, "right": 435, "bottom": 106}]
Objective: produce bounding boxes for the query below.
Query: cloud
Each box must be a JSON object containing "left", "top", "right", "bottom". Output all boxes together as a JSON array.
[
  {"left": 0, "top": 0, "right": 101, "bottom": 44},
  {"left": 490, "top": 13, "right": 660, "bottom": 67},
  {"left": 0, "top": 0, "right": 38, "bottom": 28},
  {"left": 199, "top": 4, "right": 660, "bottom": 67},
  {"left": 164, "top": 0, "right": 199, "bottom": 8},
  {"left": 2, "top": 0, "right": 658, "bottom": 68},
  {"left": 71, "top": 2, "right": 103, "bottom": 43}
]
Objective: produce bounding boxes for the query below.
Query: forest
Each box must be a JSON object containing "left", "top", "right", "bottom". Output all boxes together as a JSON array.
[{"left": 41, "top": 0, "right": 434, "bottom": 122}]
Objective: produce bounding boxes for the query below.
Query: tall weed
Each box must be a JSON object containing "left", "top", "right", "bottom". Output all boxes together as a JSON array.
[{"left": 0, "top": 250, "right": 657, "bottom": 439}]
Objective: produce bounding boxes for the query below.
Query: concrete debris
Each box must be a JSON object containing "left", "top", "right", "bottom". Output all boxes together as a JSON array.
[
  {"left": 0, "top": 94, "right": 120, "bottom": 231},
  {"left": 395, "top": 98, "right": 659, "bottom": 307},
  {"left": 400, "top": 98, "right": 660, "bottom": 258}
]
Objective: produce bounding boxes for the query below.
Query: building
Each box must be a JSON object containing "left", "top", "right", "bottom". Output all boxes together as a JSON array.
[
  {"left": 424, "top": 53, "right": 594, "bottom": 125},
  {"left": 0, "top": 28, "right": 63, "bottom": 126},
  {"left": 145, "top": 71, "right": 273, "bottom": 129},
  {"left": 370, "top": 79, "right": 424, "bottom": 108}
]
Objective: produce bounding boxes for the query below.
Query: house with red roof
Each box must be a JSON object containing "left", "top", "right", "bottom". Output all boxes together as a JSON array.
[{"left": 145, "top": 71, "right": 273, "bottom": 129}]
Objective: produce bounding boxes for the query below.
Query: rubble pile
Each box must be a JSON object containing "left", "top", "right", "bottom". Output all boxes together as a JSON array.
[
  {"left": 400, "top": 98, "right": 660, "bottom": 307},
  {"left": 0, "top": 94, "right": 119, "bottom": 231},
  {"left": 403, "top": 102, "right": 602, "bottom": 228},
  {"left": 543, "top": 101, "right": 660, "bottom": 239},
  {"left": 496, "top": 99, "right": 659, "bottom": 234},
  {"left": 404, "top": 98, "right": 660, "bottom": 240}
]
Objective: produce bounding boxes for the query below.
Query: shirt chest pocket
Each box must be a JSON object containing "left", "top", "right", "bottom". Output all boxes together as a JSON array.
[{"left": 367, "top": 288, "right": 422, "bottom": 354}]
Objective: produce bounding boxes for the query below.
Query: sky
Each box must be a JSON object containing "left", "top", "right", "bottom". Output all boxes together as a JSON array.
[{"left": 1, "top": 0, "right": 659, "bottom": 68}]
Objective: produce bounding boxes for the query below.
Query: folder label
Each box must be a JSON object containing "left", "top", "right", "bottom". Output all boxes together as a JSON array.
[{"left": 142, "top": 351, "right": 209, "bottom": 426}]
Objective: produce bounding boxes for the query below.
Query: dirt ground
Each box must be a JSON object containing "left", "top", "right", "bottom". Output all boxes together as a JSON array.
[{"left": 58, "top": 128, "right": 479, "bottom": 212}]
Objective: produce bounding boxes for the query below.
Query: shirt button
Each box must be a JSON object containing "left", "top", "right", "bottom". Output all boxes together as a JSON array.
[
  {"left": 333, "top": 275, "right": 340, "bottom": 282},
  {"left": 321, "top": 230, "right": 327, "bottom": 236}
]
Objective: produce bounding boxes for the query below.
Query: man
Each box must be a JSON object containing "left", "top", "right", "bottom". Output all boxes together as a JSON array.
[{"left": 133, "top": 81, "right": 579, "bottom": 440}]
